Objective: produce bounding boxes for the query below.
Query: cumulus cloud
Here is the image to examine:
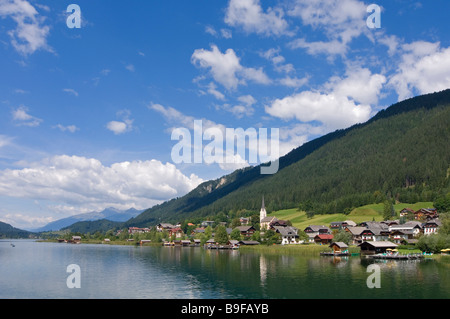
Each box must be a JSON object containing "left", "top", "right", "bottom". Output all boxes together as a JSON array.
[
  {"left": 224, "top": 0, "right": 291, "bottom": 37},
  {"left": 54, "top": 124, "right": 79, "bottom": 133},
  {"left": 191, "top": 44, "right": 271, "bottom": 90},
  {"left": 388, "top": 42, "right": 450, "bottom": 101},
  {"left": 0, "top": 0, "right": 52, "bottom": 55},
  {"left": 266, "top": 91, "right": 372, "bottom": 132},
  {"left": 0, "top": 155, "right": 204, "bottom": 213}
]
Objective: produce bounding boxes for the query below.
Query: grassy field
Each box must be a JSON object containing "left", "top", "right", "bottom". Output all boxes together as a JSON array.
[{"left": 270, "top": 202, "right": 434, "bottom": 230}]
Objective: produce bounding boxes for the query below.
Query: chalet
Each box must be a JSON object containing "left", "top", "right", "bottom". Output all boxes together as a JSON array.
[
  {"left": 345, "top": 226, "right": 366, "bottom": 244},
  {"left": 168, "top": 227, "right": 184, "bottom": 238},
  {"left": 128, "top": 227, "right": 150, "bottom": 234},
  {"left": 314, "top": 234, "right": 333, "bottom": 245},
  {"left": 330, "top": 222, "right": 346, "bottom": 230},
  {"left": 389, "top": 221, "right": 422, "bottom": 236},
  {"left": 358, "top": 241, "right": 398, "bottom": 255},
  {"left": 414, "top": 208, "right": 438, "bottom": 220},
  {"left": 390, "top": 230, "right": 414, "bottom": 244},
  {"left": 304, "top": 225, "right": 330, "bottom": 236},
  {"left": 228, "top": 240, "right": 240, "bottom": 248},
  {"left": 422, "top": 219, "right": 441, "bottom": 235},
  {"left": 156, "top": 223, "right": 175, "bottom": 232},
  {"left": 235, "top": 225, "right": 256, "bottom": 237},
  {"left": 273, "top": 226, "right": 299, "bottom": 245}
]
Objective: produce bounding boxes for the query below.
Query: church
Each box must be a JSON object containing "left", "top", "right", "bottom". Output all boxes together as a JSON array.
[{"left": 259, "top": 196, "right": 278, "bottom": 230}]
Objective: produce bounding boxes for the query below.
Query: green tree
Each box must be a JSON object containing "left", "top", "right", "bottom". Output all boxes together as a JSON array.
[
  {"left": 214, "top": 225, "right": 229, "bottom": 244},
  {"left": 383, "top": 200, "right": 395, "bottom": 220},
  {"left": 333, "top": 230, "right": 352, "bottom": 245},
  {"left": 230, "top": 228, "right": 242, "bottom": 241},
  {"left": 231, "top": 218, "right": 241, "bottom": 228}
]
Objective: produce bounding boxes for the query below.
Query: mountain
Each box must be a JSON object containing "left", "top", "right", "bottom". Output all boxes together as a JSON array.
[
  {"left": 0, "top": 221, "right": 35, "bottom": 239},
  {"left": 32, "top": 207, "right": 143, "bottom": 232},
  {"left": 61, "top": 219, "right": 123, "bottom": 234},
  {"left": 126, "top": 89, "right": 450, "bottom": 227}
]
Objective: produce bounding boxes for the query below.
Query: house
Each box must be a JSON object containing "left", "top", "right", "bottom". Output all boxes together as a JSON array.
[
  {"left": 345, "top": 226, "right": 366, "bottom": 244},
  {"left": 358, "top": 241, "right": 398, "bottom": 255},
  {"left": 228, "top": 240, "right": 240, "bottom": 249},
  {"left": 330, "top": 222, "right": 346, "bottom": 230},
  {"left": 314, "top": 234, "right": 333, "bottom": 245},
  {"left": 273, "top": 226, "right": 299, "bottom": 245},
  {"left": 235, "top": 225, "right": 256, "bottom": 237},
  {"left": 389, "top": 221, "right": 422, "bottom": 236},
  {"left": 72, "top": 236, "right": 81, "bottom": 243},
  {"left": 389, "top": 230, "right": 414, "bottom": 244},
  {"left": 329, "top": 242, "right": 349, "bottom": 254},
  {"left": 414, "top": 208, "right": 438, "bottom": 220},
  {"left": 168, "top": 227, "right": 184, "bottom": 238},
  {"left": 260, "top": 216, "right": 278, "bottom": 231},
  {"left": 156, "top": 223, "right": 175, "bottom": 232},
  {"left": 201, "top": 221, "right": 215, "bottom": 228},
  {"left": 304, "top": 225, "right": 331, "bottom": 243},
  {"left": 128, "top": 227, "right": 150, "bottom": 234},
  {"left": 422, "top": 219, "right": 441, "bottom": 235}
]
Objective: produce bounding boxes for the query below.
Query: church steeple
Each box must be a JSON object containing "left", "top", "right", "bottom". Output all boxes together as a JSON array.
[{"left": 260, "top": 195, "right": 267, "bottom": 222}]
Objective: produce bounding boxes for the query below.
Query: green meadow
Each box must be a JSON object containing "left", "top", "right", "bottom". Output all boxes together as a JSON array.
[{"left": 270, "top": 202, "right": 434, "bottom": 230}]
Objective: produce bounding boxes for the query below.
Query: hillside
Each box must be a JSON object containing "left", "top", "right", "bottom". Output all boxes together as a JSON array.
[
  {"left": 270, "top": 202, "right": 435, "bottom": 231},
  {"left": 61, "top": 219, "right": 123, "bottom": 234},
  {"left": 127, "top": 89, "right": 450, "bottom": 227},
  {"left": 0, "top": 221, "right": 35, "bottom": 239}
]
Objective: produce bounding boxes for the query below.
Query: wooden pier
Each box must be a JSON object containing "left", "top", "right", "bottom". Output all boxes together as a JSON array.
[{"left": 366, "top": 253, "right": 424, "bottom": 260}]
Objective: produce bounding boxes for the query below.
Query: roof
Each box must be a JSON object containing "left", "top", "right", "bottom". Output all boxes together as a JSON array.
[
  {"left": 261, "top": 216, "right": 278, "bottom": 223},
  {"left": 235, "top": 225, "right": 255, "bottom": 231},
  {"left": 330, "top": 242, "right": 348, "bottom": 248},
  {"left": 345, "top": 226, "right": 366, "bottom": 235},
  {"left": 358, "top": 241, "right": 398, "bottom": 248},
  {"left": 305, "top": 225, "right": 330, "bottom": 232},
  {"left": 273, "top": 226, "right": 298, "bottom": 236},
  {"left": 239, "top": 240, "right": 260, "bottom": 245},
  {"left": 315, "top": 234, "right": 333, "bottom": 240}
]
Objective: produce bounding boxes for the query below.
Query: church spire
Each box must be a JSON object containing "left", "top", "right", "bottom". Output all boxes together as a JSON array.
[{"left": 260, "top": 195, "right": 267, "bottom": 222}]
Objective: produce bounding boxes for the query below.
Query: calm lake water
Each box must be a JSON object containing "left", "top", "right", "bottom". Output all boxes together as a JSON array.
[{"left": 1, "top": 239, "right": 448, "bottom": 299}]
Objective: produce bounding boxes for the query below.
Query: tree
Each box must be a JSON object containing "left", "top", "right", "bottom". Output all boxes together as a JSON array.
[
  {"left": 231, "top": 218, "right": 241, "bottom": 228},
  {"left": 383, "top": 200, "right": 395, "bottom": 220},
  {"left": 214, "top": 225, "right": 229, "bottom": 244},
  {"left": 230, "top": 228, "right": 242, "bottom": 241},
  {"left": 333, "top": 230, "right": 352, "bottom": 245}
]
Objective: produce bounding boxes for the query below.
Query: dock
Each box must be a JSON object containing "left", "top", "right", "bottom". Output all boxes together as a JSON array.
[{"left": 366, "top": 253, "right": 424, "bottom": 260}]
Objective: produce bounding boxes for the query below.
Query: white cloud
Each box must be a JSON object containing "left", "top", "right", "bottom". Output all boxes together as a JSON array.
[
  {"left": 0, "top": 155, "right": 204, "bottom": 215},
  {"left": 54, "top": 124, "right": 79, "bottom": 133},
  {"left": 191, "top": 44, "right": 271, "bottom": 90},
  {"left": 326, "top": 67, "right": 386, "bottom": 105},
  {"left": 288, "top": 0, "right": 368, "bottom": 58},
  {"left": 0, "top": 0, "right": 52, "bottom": 55},
  {"left": 278, "top": 75, "right": 309, "bottom": 88},
  {"left": 389, "top": 42, "right": 450, "bottom": 101},
  {"left": 107, "top": 110, "right": 134, "bottom": 135},
  {"left": 224, "top": 0, "right": 291, "bottom": 37},
  {"left": 11, "top": 105, "right": 42, "bottom": 127},
  {"left": 125, "top": 64, "right": 135, "bottom": 72},
  {"left": 265, "top": 90, "right": 372, "bottom": 132},
  {"left": 62, "top": 88, "right": 79, "bottom": 97}
]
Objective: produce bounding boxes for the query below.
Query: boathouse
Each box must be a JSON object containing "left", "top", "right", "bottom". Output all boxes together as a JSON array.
[
  {"left": 329, "top": 242, "right": 349, "bottom": 254},
  {"left": 358, "top": 241, "right": 398, "bottom": 255}
]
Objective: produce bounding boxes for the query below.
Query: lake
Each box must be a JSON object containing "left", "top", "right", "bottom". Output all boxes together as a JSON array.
[{"left": 0, "top": 239, "right": 448, "bottom": 299}]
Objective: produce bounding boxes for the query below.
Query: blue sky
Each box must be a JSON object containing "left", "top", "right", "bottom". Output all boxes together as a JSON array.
[{"left": 1, "top": 0, "right": 450, "bottom": 230}]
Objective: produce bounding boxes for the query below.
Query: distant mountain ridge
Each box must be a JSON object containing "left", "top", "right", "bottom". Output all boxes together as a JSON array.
[{"left": 30, "top": 207, "right": 143, "bottom": 232}]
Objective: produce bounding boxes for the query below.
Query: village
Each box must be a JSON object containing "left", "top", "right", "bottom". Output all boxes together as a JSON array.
[{"left": 115, "top": 198, "right": 445, "bottom": 258}]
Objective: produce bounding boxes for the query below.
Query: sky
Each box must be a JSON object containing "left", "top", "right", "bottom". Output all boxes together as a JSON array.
[{"left": 0, "top": 0, "right": 450, "bottom": 230}]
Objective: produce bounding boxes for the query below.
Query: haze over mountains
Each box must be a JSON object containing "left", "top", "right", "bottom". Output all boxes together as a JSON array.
[{"left": 28, "top": 207, "right": 143, "bottom": 232}]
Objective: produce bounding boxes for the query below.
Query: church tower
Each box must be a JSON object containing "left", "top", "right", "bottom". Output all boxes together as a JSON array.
[{"left": 260, "top": 196, "right": 267, "bottom": 222}]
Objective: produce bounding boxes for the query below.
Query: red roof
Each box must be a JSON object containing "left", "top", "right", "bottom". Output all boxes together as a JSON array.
[{"left": 315, "top": 234, "right": 333, "bottom": 239}]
